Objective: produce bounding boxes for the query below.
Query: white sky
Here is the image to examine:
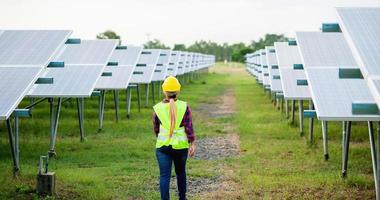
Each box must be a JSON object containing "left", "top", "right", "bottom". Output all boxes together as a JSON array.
[{"left": 1, "top": 0, "right": 379, "bottom": 47}]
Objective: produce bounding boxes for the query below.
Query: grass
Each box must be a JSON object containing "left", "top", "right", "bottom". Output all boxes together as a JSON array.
[{"left": 0, "top": 62, "right": 376, "bottom": 199}]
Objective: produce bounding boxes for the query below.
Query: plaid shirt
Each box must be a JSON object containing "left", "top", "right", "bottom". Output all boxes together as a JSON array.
[{"left": 153, "top": 99, "right": 195, "bottom": 143}]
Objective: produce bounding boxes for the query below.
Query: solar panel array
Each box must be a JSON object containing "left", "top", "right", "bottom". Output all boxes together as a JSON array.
[
  {"left": 0, "top": 30, "right": 71, "bottom": 120},
  {"left": 0, "top": 29, "right": 215, "bottom": 174},
  {"left": 245, "top": 7, "right": 380, "bottom": 198},
  {"left": 246, "top": 21, "right": 380, "bottom": 121},
  {"left": 274, "top": 42, "right": 311, "bottom": 100},
  {"left": 295, "top": 31, "right": 380, "bottom": 121},
  {"left": 96, "top": 45, "right": 142, "bottom": 89}
]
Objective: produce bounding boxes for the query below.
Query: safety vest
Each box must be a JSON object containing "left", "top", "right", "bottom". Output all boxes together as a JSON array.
[{"left": 153, "top": 100, "right": 189, "bottom": 149}]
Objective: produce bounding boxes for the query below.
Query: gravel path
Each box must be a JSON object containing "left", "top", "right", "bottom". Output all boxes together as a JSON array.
[
  {"left": 194, "top": 133, "right": 240, "bottom": 160},
  {"left": 197, "top": 89, "right": 235, "bottom": 119}
]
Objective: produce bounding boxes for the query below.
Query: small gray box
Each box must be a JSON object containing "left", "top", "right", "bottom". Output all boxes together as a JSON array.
[{"left": 36, "top": 172, "right": 56, "bottom": 196}]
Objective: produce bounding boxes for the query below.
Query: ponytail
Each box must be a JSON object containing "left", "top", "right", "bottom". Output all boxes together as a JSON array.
[{"left": 168, "top": 98, "right": 177, "bottom": 138}]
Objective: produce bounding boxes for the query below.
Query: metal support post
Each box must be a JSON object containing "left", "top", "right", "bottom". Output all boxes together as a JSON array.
[
  {"left": 368, "top": 121, "right": 379, "bottom": 200},
  {"left": 322, "top": 121, "right": 329, "bottom": 160},
  {"left": 126, "top": 88, "right": 132, "bottom": 119},
  {"left": 285, "top": 100, "right": 289, "bottom": 118},
  {"left": 291, "top": 100, "right": 295, "bottom": 124},
  {"left": 309, "top": 100, "right": 314, "bottom": 144},
  {"left": 157, "top": 81, "right": 161, "bottom": 100},
  {"left": 14, "top": 116, "right": 19, "bottom": 170},
  {"left": 145, "top": 83, "right": 149, "bottom": 108},
  {"left": 137, "top": 84, "right": 141, "bottom": 112},
  {"left": 29, "top": 98, "right": 35, "bottom": 115},
  {"left": 377, "top": 122, "right": 380, "bottom": 199},
  {"left": 342, "top": 121, "right": 351, "bottom": 178},
  {"left": 48, "top": 98, "right": 62, "bottom": 157},
  {"left": 113, "top": 90, "right": 119, "bottom": 122},
  {"left": 298, "top": 100, "right": 304, "bottom": 135},
  {"left": 76, "top": 98, "right": 84, "bottom": 142},
  {"left": 98, "top": 91, "right": 106, "bottom": 132},
  {"left": 151, "top": 82, "right": 155, "bottom": 104},
  {"left": 6, "top": 118, "right": 18, "bottom": 172}
]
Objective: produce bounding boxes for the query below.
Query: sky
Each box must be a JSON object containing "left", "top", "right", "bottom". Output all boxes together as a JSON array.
[{"left": 1, "top": 0, "right": 379, "bottom": 47}]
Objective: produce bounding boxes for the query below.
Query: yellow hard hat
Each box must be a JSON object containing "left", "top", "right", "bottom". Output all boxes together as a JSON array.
[{"left": 162, "top": 76, "right": 181, "bottom": 92}]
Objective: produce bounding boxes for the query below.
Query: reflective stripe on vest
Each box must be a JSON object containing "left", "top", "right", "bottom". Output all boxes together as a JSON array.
[
  {"left": 157, "top": 127, "right": 188, "bottom": 141},
  {"left": 153, "top": 100, "right": 189, "bottom": 149}
]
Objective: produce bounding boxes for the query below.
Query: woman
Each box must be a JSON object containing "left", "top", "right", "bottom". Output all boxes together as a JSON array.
[{"left": 153, "top": 76, "right": 196, "bottom": 200}]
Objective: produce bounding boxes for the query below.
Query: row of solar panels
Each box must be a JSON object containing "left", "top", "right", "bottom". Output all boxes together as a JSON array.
[
  {"left": 246, "top": 7, "right": 380, "bottom": 198},
  {"left": 0, "top": 30, "right": 215, "bottom": 121}
]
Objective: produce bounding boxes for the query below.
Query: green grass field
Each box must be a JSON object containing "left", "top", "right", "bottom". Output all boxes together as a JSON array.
[{"left": 0, "top": 63, "right": 376, "bottom": 199}]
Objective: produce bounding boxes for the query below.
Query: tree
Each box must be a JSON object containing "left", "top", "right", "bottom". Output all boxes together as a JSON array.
[
  {"left": 105, "top": 33, "right": 287, "bottom": 63},
  {"left": 187, "top": 40, "right": 224, "bottom": 60},
  {"left": 173, "top": 44, "right": 187, "bottom": 51},
  {"left": 96, "top": 30, "right": 121, "bottom": 40},
  {"left": 96, "top": 30, "right": 121, "bottom": 44},
  {"left": 144, "top": 39, "right": 170, "bottom": 49},
  {"left": 233, "top": 47, "right": 254, "bottom": 62},
  {"left": 250, "top": 34, "right": 288, "bottom": 50}
]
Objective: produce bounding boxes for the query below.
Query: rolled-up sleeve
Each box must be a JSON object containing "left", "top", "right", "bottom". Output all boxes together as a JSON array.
[
  {"left": 181, "top": 105, "right": 195, "bottom": 143},
  {"left": 153, "top": 112, "right": 160, "bottom": 136}
]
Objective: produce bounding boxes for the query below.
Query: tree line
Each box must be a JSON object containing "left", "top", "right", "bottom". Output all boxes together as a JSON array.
[{"left": 97, "top": 30, "right": 288, "bottom": 63}]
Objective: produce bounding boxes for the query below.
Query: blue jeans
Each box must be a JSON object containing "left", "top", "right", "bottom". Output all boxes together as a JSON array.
[{"left": 156, "top": 145, "right": 188, "bottom": 200}]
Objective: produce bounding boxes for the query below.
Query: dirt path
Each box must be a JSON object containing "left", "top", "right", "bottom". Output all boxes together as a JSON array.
[{"left": 189, "top": 89, "right": 243, "bottom": 199}]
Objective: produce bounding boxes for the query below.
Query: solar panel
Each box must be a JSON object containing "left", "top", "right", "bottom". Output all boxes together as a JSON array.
[
  {"left": 166, "top": 51, "right": 180, "bottom": 77},
  {"left": 152, "top": 49, "right": 171, "bottom": 81},
  {"left": 29, "top": 65, "right": 105, "bottom": 97},
  {"left": 337, "top": 7, "right": 380, "bottom": 109},
  {"left": 53, "top": 40, "right": 118, "bottom": 65},
  {"left": 96, "top": 45, "right": 142, "bottom": 90},
  {"left": 260, "top": 50, "right": 269, "bottom": 86},
  {"left": 185, "top": 53, "right": 193, "bottom": 73},
  {"left": 296, "top": 32, "right": 357, "bottom": 68},
  {"left": 279, "top": 68, "right": 311, "bottom": 100},
  {"left": 274, "top": 42, "right": 311, "bottom": 99},
  {"left": 297, "top": 31, "right": 379, "bottom": 120},
  {"left": 307, "top": 68, "right": 380, "bottom": 121},
  {"left": 192, "top": 53, "right": 197, "bottom": 71},
  {"left": 193, "top": 53, "right": 200, "bottom": 71},
  {"left": 0, "top": 67, "right": 43, "bottom": 120},
  {"left": 254, "top": 51, "right": 263, "bottom": 83},
  {"left": 0, "top": 30, "right": 72, "bottom": 67},
  {"left": 274, "top": 42, "right": 303, "bottom": 67},
  {"left": 130, "top": 49, "right": 161, "bottom": 84},
  {"left": 29, "top": 40, "right": 118, "bottom": 97},
  {"left": 337, "top": 7, "right": 380, "bottom": 77},
  {"left": 109, "top": 45, "right": 142, "bottom": 66},
  {"left": 176, "top": 52, "right": 187, "bottom": 75},
  {"left": 246, "top": 54, "right": 254, "bottom": 77},
  {"left": 266, "top": 46, "right": 282, "bottom": 92}
]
